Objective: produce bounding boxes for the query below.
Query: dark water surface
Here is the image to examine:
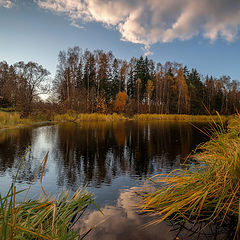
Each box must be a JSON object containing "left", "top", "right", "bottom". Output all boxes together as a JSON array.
[{"left": 0, "top": 121, "right": 231, "bottom": 239}]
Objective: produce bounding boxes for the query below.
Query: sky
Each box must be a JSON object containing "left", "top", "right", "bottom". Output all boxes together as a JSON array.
[{"left": 0, "top": 0, "right": 240, "bottom": 80}]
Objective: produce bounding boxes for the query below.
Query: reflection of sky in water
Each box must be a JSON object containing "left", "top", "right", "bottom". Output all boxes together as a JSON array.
[
  {"left": 0, "top": 122, "right": 218, "bottom": 239},
  {"left": 77, "top": 186, "right": 232, "bottom": 240},
  {"left": 77, "top": 187, "right": 174, "bottom": 240}
]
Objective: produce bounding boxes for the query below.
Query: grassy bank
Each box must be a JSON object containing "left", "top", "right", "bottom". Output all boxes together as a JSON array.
[
  {"left": 0, "top": 111, "right": 32, "bottom": 129},
  {"left": 140, "top": 114, "right": 240, "bottom": 237},
  {"left": 0, "top": 111, "right": 230, "bottom": 130},
  {"left": 54, "top": 112, "right": 226, "bottom": 122},
  {"left": 133, "top": 114, "right": 229, "bottom": 122},
  {"left": 54, "top": 112, "right": 127, "bottom": 122}
]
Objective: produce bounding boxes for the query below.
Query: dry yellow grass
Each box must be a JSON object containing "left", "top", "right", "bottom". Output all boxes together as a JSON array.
[
  {"left": 0, "top": 111, "right": 32, "bottom": 129},
  {"left": 54, "top": 113, "right": 230, "bottom": 123},
  {"left": 133, "top": 114, "right": 229, "bottom": 122},
  {"left": 54, "top": 113, "right": 127, "bottom": 122},
  {"left": 140, "top": 113, "right": 240, "bottom": 238}
]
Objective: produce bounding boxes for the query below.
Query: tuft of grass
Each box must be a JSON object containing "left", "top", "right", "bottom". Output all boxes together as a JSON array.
[
  {"left": 0, "top": 189, "right": 94, "bottom": 240},
  {"left": 0, "top": 151, "right": 96, "bottom": 240},
  {"left": 140, "top": 113, "right": 240, "bottom": 238},
  {"left": 133, "top": 114, "right": 229, "bottom": 122},
  {"left": 0, "top": 111, "right": 32, "bottom": 129}
]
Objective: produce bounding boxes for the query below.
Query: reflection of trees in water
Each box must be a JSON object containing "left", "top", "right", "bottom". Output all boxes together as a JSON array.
[
  {"left": 0, "top": 127, "right": 53, "bottom": 183},
  {"left": 55, "top": 123, "right": 113, "bottom": 188},
  {"left": 0, "top": 128, "right": 32, "bottom": 175},
  {"left": 0, "top": 122, "right": 208, "bottom": 187},
  {"left": 168, "top": 218, "right": 236, "bottom": 240},
  {"left": 55, "top": 121, "right": 208, "bottom": 188}
]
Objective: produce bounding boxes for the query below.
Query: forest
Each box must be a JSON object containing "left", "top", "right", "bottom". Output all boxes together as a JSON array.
[{"left": 0, "top": 46, "right": 239, "bottom": 116}]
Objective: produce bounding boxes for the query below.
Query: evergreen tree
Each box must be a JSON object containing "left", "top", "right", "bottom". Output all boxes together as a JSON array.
[{"left": 186, "top": 69, "right": 205, "bottom": 114}]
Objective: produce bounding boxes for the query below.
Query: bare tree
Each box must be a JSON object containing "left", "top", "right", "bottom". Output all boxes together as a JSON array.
[{"left": 14, "top": 61, "right": 50, "bottom": 115}]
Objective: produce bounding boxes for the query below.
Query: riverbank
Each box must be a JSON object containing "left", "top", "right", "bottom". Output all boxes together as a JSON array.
[
  {"left": 140, "top": 113, "right": 240, "bottom": 238},
  {"left": 54, "top": 112, "right": 127, "bottom": 122},
  {"left": 0, "top": 111, "right": 32, "bottom": 129},
  {"left": 54, "top": 112, "right": 229, "bottom": 122},
  {"left": 0, "top": 111, "right": 230, "bottom": 130},
  {"left": 133, "top": 113, "right": 229, "bottom": 122}
]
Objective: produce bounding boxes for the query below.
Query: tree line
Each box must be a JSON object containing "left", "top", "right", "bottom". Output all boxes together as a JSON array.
[{"left": 0, "top": 46, "right": 239, "bottom": 116}]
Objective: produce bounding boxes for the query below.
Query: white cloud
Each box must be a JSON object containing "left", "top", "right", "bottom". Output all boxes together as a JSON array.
[
  {"left": 37, "top": 0, "right": 240, "bottom": 54},
  {"left": 70, "top": 20, "right": 84, "bottom": 29},
  {"left": 0, "top": 0, "right": 13, "bottom": 8},
  {"left": 141, "top": 45, "right": 153, "bottom": 56}
]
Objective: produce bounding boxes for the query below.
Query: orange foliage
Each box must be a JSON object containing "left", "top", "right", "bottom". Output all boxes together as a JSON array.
[{"left": 114, "top": 91, "right": 128, "bottom": 113}]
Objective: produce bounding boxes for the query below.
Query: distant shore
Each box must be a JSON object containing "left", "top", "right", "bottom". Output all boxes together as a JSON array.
[
  {"left": 0, "top": 111, "right": 230, "bottom": 130},
  {"left": 54, "top": 112, "right": 229, "bottom": 122}
]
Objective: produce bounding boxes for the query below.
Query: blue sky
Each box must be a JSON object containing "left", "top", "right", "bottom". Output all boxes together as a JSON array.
[{"left": 0, "top": 0, "right": 240, "bottom": 80}]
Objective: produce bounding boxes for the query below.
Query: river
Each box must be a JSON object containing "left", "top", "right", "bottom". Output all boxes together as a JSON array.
[{"left": 0, "top": 121, "right": 231, "bottom": 239}]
